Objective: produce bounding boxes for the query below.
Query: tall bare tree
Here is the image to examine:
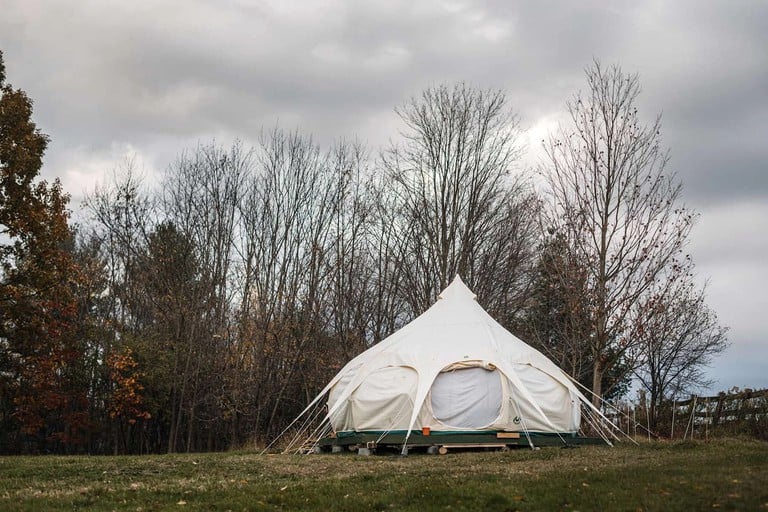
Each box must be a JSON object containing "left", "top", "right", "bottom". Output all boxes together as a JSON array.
[
  {"left": 160, "top": 141, "right": 250, "bottom": 452},
  {"left": 365, "top": 172, "right": 411, "bottom": 342},
  {"left": 381, "top": 83, "right": 537, "bottom": 317},
  {"left": 84, "top": 164, "right": 159, "bottom": 453},
  {"left": 541, "top": 62, "right": 696, "bottom": 405},
  {"left": 85, "top": 163, "right": 156, "bottom": 332},
  {"left": 237, "top": 129, "right": 354, "bottom": 438},
  {"left": 323, "top": 141, "right": 378, "bottom": 359}
]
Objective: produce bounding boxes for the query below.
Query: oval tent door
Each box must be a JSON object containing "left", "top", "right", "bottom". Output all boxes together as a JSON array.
[{"left": 430, "top": 366, "right": 503, "bottom": 429}]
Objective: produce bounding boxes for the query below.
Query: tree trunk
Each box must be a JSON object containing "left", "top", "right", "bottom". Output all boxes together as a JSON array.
[{"left": 591, "top": 360, "right": 603, "bottom": 408}]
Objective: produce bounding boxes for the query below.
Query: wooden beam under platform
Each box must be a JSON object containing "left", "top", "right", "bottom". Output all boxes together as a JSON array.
[{"left": 316, "top": 430, "right": 606, "bottom": 453}]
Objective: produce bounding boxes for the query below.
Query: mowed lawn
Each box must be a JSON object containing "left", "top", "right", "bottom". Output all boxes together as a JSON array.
[{"left": 1, "top": 439, "right": 766, "bottom": 511}]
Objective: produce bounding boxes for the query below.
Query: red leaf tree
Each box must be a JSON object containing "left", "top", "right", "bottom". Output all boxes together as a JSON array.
[{"left": 0, "top": 51, "right": 90, "bottom": 453}]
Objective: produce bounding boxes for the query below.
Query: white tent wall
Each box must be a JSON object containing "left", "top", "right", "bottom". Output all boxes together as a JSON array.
[
  {"left": 494, "top": 363, "right": 578, "bottom": 432},
  {"left": 332, "top": 365, "right": 418, "bottom": 431},
  {"left": 329, "top": 361, "right": 579, "bottom": 434}
]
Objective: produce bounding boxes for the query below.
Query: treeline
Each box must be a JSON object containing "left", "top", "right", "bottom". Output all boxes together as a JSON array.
[{"left": 0, "top": 51, "right": 727, "bottom": 454}]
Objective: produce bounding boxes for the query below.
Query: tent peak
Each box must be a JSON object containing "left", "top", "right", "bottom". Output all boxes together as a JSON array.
[{"left": 438, "top": 275, "right": 477, "bottom": 302}]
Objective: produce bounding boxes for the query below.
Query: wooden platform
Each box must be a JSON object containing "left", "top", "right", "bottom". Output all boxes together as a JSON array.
[{"left": 316, "top": 430, "right": 605, "bottom": 453}]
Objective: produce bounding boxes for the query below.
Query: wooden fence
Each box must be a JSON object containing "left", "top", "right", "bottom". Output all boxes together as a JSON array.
[{"left": 603, "top": 388, "right": 768, "bottom": 440}]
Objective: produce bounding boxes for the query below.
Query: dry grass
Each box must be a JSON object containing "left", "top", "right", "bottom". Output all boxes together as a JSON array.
[{"left": 1, "top": 438, "right": 766, "bottom": 511}]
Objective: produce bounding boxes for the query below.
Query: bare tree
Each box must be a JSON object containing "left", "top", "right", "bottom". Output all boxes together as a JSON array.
[
  {"left": 365, "top": 172, "right": 412, "bottom": 342},
  {"left": 160, "top": 141, "right": 251, "bottom": 452},
  {"left": 541, "top": 62, "right": 697, "bottom": 405},
  {"left": 381, "top": 83, "right": 537, "bottom": 317},
  {"left": 237, "top": 129, "right": 353, "bottom": 439},
  {"left": 322, "top": 141, "right": 379, "bottom": 359},
  {"left": 84, "top": 163, "right": 159, "bottom": 452},
  {"left": 85, "top": 162, "right": 156, "bottom": 330},
  {"left": 630, "top": 263, "right": 729, "bottom": 428}
]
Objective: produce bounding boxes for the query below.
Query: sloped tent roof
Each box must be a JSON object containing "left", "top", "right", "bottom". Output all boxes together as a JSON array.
[{"left": 293, "top": 276, "right": 613, "bottom": 452}]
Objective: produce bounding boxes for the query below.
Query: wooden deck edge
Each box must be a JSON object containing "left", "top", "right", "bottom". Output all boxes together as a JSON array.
[{"left": 316, "top": 431, "right": 606, "bottom": 449}]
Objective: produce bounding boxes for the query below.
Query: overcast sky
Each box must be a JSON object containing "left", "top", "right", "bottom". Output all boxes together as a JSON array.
[{"left": 2, "top": 0, "right": 766, "bottom": 394}]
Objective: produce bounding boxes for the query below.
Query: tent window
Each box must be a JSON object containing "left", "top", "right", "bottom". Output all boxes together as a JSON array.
[{"left": 430, "top": 366, "right": 502, "bottom": 429}]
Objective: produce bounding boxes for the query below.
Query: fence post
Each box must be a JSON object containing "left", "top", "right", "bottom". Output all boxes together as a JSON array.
[
  {"left": 633, "top": 406, "right": 636, "bottom": 438},
  {"left": 736, "top": 391, "right": 747, "bottom": 422},
  {"left": 671, "top": 399, "right": 676, "bottom": 439},
  {"left": 705, "top": 398, "right": 710, "bottom": 441},
  {"left": 683, "top": 395, "right": 697, "bottom": 441},
  {"left": 712, "top": 393, "right": 724, "bottom": 428}
]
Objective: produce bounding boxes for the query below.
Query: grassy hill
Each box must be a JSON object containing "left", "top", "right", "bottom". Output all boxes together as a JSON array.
[{"left": 1, "top": 438, "right": 766, "bottom": 511}]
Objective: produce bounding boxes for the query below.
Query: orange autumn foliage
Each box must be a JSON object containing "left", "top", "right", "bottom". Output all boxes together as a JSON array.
[{"left": 107, "top": 349, "right": 150, "bottom": 425}]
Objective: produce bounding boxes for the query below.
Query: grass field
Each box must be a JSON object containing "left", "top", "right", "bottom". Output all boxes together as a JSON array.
[{"left": 1, "top": 438, "right": 766, "bottom": 511}]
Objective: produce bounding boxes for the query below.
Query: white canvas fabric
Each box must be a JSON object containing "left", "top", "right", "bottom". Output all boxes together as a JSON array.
[
  {"left": 337, "top": 366, "right": 417, "bottom": 431},
  {"left": 316, "top": 276, "right": 591, "bottom": 437},
  {"left": 430, "top": 367, "right": 503, "bottom": 429}
]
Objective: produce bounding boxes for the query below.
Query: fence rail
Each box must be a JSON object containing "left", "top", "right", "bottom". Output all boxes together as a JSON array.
[{"left": 602, "top": 388, "right": 768, "bottom": 440}]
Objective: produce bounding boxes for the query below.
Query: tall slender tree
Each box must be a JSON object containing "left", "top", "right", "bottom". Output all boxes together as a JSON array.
[
  {"left": 381, "top": 83, "right": 537, "bottom": 318},
  {"left": 541, "top": 62, "right": 696, "bottom": 405},
  {"left": 237, "top": 130, "right": 354, "bottom": 439}
]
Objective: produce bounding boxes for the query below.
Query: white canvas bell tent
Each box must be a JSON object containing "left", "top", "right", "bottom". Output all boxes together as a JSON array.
[{"left": 280, "top": 276, "right": 619, "bottom": 453}]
